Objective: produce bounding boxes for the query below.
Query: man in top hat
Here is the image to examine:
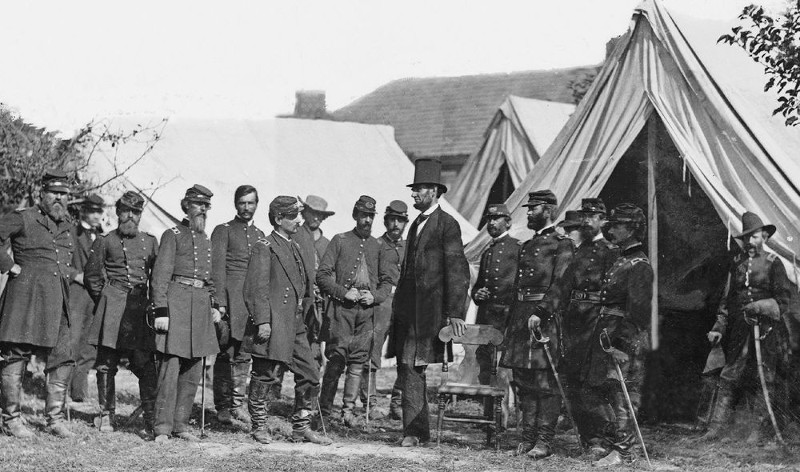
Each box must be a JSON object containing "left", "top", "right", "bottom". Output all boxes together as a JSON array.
[
  {"left": 151, "top": 184, "right": 221, "bottom": 441},
  {"left": 472, "top": 203, "right": 520, "bottom": 427},
  {"left": 500, "top": 191, "right": 575, "bottom": 458},
  {"left": 242, "top": 196, "right": 331, "bottom": 445},
  {"left": 317, "top": 195, "right": 392, "bottom": 426},
  {"left": 702, "top": 212, "right": 793, "bottom": 445},
  {"left": 557, "top": 210, "right": 584, "bottom": 247},
  {"left": 84, "top": 191, "right": 159, "bottom": 437},
  {"left": 68, "top": 194, "right": 105, "bottom": 402},
  {"left": 362, "top": 200, "right": 408, "bottom": 420},
  {"left": 388, "top": 158, "right": 470, "bottom": 447},
  {"left": 558, "top": 197, "right": 620, "bottom": 454},
  {"left": 587, "top": 204, "right": 653, "bottom": 467},
  {"left": 210, "top": 184, "right": 266, "bottom": 426},
  {"left": 0, "top": 170, "right": 80, "bottom": 437}
]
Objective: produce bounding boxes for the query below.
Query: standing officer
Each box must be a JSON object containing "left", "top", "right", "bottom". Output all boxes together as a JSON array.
[
  {"left": 590, "top": 204, "right": 653, "bottom": 467},
  {"left": 388, "top": 158, "right": 470, "bottom": 447},
  {"left": 151, "top": 184, "right": 221, "bottom": 442},
  {"left": 0, "top": 170, "right": 79, "bottom": 438},
  {"left": 557, "top": 210, "right": 584, "bottom": 247},
  {"left": 703, "top": 212, "right": 792, "bottom": 445},
  {"left": 84, "top": 191, "right": 159, "bottom": 437},
  {"left": 472, "top": 204, "right": 520, "bottom": 426},
  {"left": 210, "top": 185, "right": 265, "bottom": 425},
  {"left": 242, "top": 196, "right": 331, "bottom": 445},
  {"left": 559, "top": 198, "right": 620, "bottom": 454},
  {"left": 500, "top": 191, "right": 574, "bottom": 458},
  {"left": 68, "top": 194, "right": 105, "bottom": 402},
  {"left": 363, "top": 200, "right": 408, "bottom": 421},
  {"left": 317, "top": 195, "right": 391, "bottom": 426}
]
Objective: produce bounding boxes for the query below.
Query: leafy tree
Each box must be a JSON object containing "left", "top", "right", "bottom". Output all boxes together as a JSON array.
[{"left": 719, "top": 1, "right": 800, "bottom": 126}]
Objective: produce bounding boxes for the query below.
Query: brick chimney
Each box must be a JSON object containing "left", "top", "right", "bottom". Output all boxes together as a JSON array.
[{"left": 293, "top": 90, "right": 327, "bottom": 119}]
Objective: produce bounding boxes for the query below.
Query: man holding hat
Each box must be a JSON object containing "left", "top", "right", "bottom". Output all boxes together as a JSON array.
[
  {"left": 472, "top": 203, "right": 520, "bottom": 426},
  {"left": 388, "top": 158, "right": 470, "bottom": 447},
  {"left": 68, "top": 193, "right": 106, "bottom": 402},
  {"left": 361, "top": 200, "right": 408, "bottom": 420},
  {"left": 317, "top": 195, "right": 392, "bottom": 426},
  {"left": 210, "top": 185, "right": 266, "bottom": 426},
  {"left": 151, "top": 184, "right": 221, "bottom": 441},
  {"left": 0, "top": 170, "right": 80, "bottom": 437},
  {"left": 702, "top": 212, "right": 792, "bottom": 445},
  {"left": 242, "top": 196, "right": 331, "bottom": 445},
  {"left": 499, "top": 190, "right": 574, "bottom": 458},
  {"left": 587, "top": 203, "right": 653, "bottom": 467},
  {"left": 84, "top": 191, "right": 159, "bottom": 437}
]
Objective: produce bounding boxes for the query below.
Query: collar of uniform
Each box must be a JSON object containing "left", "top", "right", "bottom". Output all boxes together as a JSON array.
[
  {"left": 272, "top": 229, "right": 291, "bottom": 242},
  {"left": 382, "top": 232, "right": 403, "bottom": 246},
  {"left": 593, "top": 232, "right": 605, "bottom": 242},
  {"left": 352, "top": 228, "right": 370, "bottom": 240},
  {"left": 622, "top": 241, "right": 643, "bottom": 255},
  {"left": 534, "top": 225, "right": 555, "bottom": 237},
  {"left": 234, "top": 215, "right": 254, "bottom": 226},
  {"left": 116, "top": 227, "right": 139, "bottom": 239},
  {"left": 491, "top": 231, "right": 510, "bottom": 244}
]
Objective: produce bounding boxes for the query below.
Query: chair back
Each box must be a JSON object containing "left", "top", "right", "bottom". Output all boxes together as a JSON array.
[{"left": 438, "top": 324, "right": 504, "bottom": 346}]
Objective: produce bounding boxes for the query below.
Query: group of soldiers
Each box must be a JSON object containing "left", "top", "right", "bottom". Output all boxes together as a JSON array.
[{"left": 0, "top": 160, "right": 793, "bottom": 467}]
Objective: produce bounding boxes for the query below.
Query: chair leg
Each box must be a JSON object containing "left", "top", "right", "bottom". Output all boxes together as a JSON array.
[
  {"left": 436, "top": 394, "right": 446, "bottom": 447},
  {"left": 485, "top": 395, "right": 494, "bottom": 447},
  {"left": 495, "top": 396, "right": 503, "bottom": 452}
]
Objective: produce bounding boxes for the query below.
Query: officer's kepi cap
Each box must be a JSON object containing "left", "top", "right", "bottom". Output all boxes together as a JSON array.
[
  {"left": 270, "top": 196, "right": 302, "bottom": 217},
  {"left": 385, "top": 200, "right": 408, "bottom": 221},
  {"left": 116, "top": 191, "right": 146, "bottom": 212},
  {"left": 81, "top": 194, "right": 105, "bottom": 212},
  {"left": 42, "top": 169, "right": 71, "bottom": 194},
  {"left": 184, "top": 184, "right": 213, "bottom": 204},
  {"left": 577, "top": 198, "right": 606, "bottom": 215},
  {"left": 354, "top": 195, "right": 377, "bottom": 214},
  {"left": 522, "top": 190, "right": 557, "bottom": 208}
]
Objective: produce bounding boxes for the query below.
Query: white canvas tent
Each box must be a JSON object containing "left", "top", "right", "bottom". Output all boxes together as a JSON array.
[
  {"left": 448, "top": 96, "right": 575, "bottom": 227},
  {"left": 88, "top": 117, "right": 478, "bottom": 243}
]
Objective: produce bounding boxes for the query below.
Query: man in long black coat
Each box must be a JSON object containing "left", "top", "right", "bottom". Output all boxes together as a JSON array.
[{"left": 388, "top": 158, "right": 470, "bottom": 447}]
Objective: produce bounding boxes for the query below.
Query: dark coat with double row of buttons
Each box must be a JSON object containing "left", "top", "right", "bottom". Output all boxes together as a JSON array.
[
  {"left": 471, "top": 233, "right": 520, "bottom": 330},
  {"left": 0, "top": 206, "right": 78, "bottom": 348},
  {"left": 500, "top": 227, "right": 574, "bottom": 370}
]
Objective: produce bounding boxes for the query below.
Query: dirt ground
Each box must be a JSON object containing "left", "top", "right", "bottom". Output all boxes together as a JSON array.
[{"left": 1, "top": 366, "right": 800, "bottom": 472}]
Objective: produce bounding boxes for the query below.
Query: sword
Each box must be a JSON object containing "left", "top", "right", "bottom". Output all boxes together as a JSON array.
[
  {"left": 531, "top": 327, "right": 583, "bottom": 451},
  {"left": 200, "top": 356, "right": 207, "bottom": 439},
  {"left": 600, "top": 328, "right": 651, "bottom": 467},
  {"left": 753, "top": 322, "right": 786, "bottom": 446}
]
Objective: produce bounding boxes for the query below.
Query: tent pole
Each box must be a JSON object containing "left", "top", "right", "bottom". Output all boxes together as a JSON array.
[{"left": 647, "top": 115, "right": 659, "bottom": 351}]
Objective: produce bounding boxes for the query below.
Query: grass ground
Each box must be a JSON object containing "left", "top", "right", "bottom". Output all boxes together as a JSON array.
[{"left": 1, "top": 366, "right": 799, "bottom": 471}]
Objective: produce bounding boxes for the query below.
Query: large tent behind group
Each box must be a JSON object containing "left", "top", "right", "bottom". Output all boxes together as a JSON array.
[
  {"left": 464, "top": 0, "right": 800, "bottom": 420},
  {"left": 88, "top": 117, "right": 478, "bottom": 244},
  {"left": 448, "top": 96, "right": 575, "bottom": 228}
]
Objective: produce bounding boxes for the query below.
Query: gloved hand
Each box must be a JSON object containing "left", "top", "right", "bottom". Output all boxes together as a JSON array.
[{"left": 255, "top": 323, "right": 272, "bottom": 344}]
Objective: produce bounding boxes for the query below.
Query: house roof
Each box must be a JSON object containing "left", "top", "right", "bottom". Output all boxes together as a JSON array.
[{"left": 332, "top": 66, "right": 599, "bottom": 159}]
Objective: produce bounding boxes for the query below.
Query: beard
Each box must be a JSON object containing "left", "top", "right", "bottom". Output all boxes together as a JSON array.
[
  {"left": 118, "top": 218, "right": 139, "bottom": 237},
  {"left": 43, "top": 201, "right": 67, "bottom": 222},
  {"left": 527, "top": 213, "right": 547, "bottom": 231},
  {"left": 188, "top": 213, "right": 206, "bottom": 232},
  {"left": 579, "top": 224, "right": 599, "bottom": 242}
]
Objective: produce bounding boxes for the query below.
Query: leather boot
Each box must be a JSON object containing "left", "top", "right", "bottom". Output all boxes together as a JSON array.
[
  {"left": 700, "top": 390, "right": 734, "bottom": 441},
  {"left": 248, "top": 378, "right": 273, "bottom": 444},
  {"left": 515, "top": 394, "right": 538, "bottom": 455},
  {"left": 1, "top": 360, "right": 34, "bottom": 438},
  {"left": 271, "top": 367, "right": 285, "bottom": 400},
  {"left": 213, "top": 354, "right": 233, "bottom": 424},
  {"left": 341, "top": 363, "right": 363, "bottom": 427},
  {"left": 292, "top": 408, "right": 332, "bottom": 445},
  {"left": 137, "top": 360, "right": 158, "bottom": 440},
  {"left": 319, "top": 356, "right": 345, "bottom": 417},
  {"left": 46, "top": 364, "right": 76, "bottom": 437},
  {"left": 528, "top": 394, "right": 560, "bottom": 459},
  {"left": 94, "top": 372, "right": 116, "bottom": 432},
  {"left": 231, "top": 361, "right": 251, "bottom": 423}
]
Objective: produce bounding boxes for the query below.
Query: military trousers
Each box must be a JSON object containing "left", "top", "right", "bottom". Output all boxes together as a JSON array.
[
  {"left": 213, "top": 338, "right": 251, "bottom": 412},
  {"left": 95, "top": 346, "right": 157, "bottom": 416},
  {"left": 513, "top": 367, "right": 560, "bottom": 443},
  {"left": 153, "top": 354, "right": 202, "bottom": 436}
]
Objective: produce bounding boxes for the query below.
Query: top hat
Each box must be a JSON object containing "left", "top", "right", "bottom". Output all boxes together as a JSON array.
[
  {"left": 578, "top": 198, "right": 606, "bottom": 215},
  {"left": 522, "top": 190, "right": 557, "bottom": 208},
  {"left": 557, "top": 210, "right": 583, "bottom": 229},
  {"left": 42, "top": 169, "right": 71, "bottom": 193},
  {"left": 116, "top": 191, "right": 145, "bottom": 212},
  {"left": 81, "top": 194, "right": 105, "bottom": 212},
  {"left": 184, "top": 184, "right": 213, "bottom": 204},
  {"left": 270, "top": 195, "right": 302, "bottom": 217},
  {"left": 734, "top": 211, "right": 776, "bottom": 239},
  {"left": 407, "top": 158, "right": 447, "bottom": 193},
  {"left": 299, "top": 195, "right": 335, "bottom": 216},
  {"left": 385, "top": 200, "right": 409, "bottom": 221},
  {"left": 607, "top": 203, "right": 645, "bottom": 225},
  {"left": 354, "top": 195, "right": 378, "bottom": 215}
]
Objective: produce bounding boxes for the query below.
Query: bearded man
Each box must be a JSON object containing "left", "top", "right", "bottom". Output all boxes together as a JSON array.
[
  {"left": 151, "top": 184, "right": 222, "bottom": 442},
  {"left": 0, "top": 170, "right": 80, "bottom": 437},
  {"left": 84, "top": 191, "right": 159, "bottom": 437}
]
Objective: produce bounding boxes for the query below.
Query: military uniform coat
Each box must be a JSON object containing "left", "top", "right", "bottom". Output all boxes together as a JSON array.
[
  {"left": 242, "top": 231, "right": 312, "bottom": 364},
  {"left": 388, "top": 206, "right": 470, "bottom": 366},
  {"left": 0, "top": 206, "right": 77, "bottom": 348},
  {"left": 211, "top": 217, "right": 266, "bottom": 341},
  {"left": 372, "top": 233, "right": 405, "bottom": 367},
  {"left": 151, "top": 221, "right": 219, "bottom": 359},
  {"left": 85, "top": 229, "right": 158, "bottom": 351},
  {"left": 501, "top": 227, "right": 574, "bottom": 370},
  {"left": 471, "top": 233, "right": 520, "bottom": 332},
  {"left": 559, "top": 236, "right": 619, "bottom": 384},
  {"left": 68, "top": 223, "right": 100, "bottom": 345}
]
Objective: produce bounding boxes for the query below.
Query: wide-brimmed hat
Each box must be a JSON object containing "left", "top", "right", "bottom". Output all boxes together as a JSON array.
[
  {"left": 522, "top": 190, "right": 557, "bottom": 208},
  {"left": 116, "top": 191, "right": 145, "bottom": 212},
  {"left": 354, "top": 195, "right": 378, "bottom": 215},
  {"left": 407, "top": 158, "right": 447, "bottom": 193},
  {"left": 480, "top": 203, "right": 511, "bottom": 226},
  {"left": 577, "top": 198, "right": 606, "bottom": 215},
  {"left": 607, "top": 203, "right": 645, "bottom": 225},
  {"left": 385, "top": 200, "right": 409, "bottom": 221},
  {"left": 557, "top": 210, "right": 582, "bottom": 229},
  {"left": 299, "top": 195, "right": 335, "bottom": 216},
  {"left": 184, "top": 184, "right": 213, "bottom": 204},
  {"left": 42, "top": 169, "right": 71, "bottom": 193},
  {"left": 734, "top": 211, "right": 775, "bottom": 239}
]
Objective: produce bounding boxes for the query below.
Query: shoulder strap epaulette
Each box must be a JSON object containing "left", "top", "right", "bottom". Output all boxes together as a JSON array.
[
  {"left": 766, "top": 252, "right": 778, "bottom": 262},
  {"left": 170, "top": 226, "right": 180, "bottom": 235},
  {"left": 517, "top": 240, "right": 524, "bottom": 246},
  {"left": 222, "top": 222, "right": 230, "bottom": 227},
  {"left": 257, "top": 236, "right": 270, "bottom": 246},
  {"left": 628, "top": 256, "right": 650, "bottom": 266}
]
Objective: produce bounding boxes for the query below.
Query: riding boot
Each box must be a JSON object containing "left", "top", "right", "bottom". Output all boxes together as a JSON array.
[
  {"left": 248, "top": 378, "right": 272, "bottom": 443},
  {"left": 94, "top": 372, "right": 115, "bottom": 432},
  {"left": 701, "top": 389, "right": 734, "bottom": 441},
  {"left": 231, "top": 361, "right": 251, "bottom": 423},
  {"left": 516, "top": 394, "right": 538, "bottom": 455},
  {"left": 213, "top": 353, "right": 233, "bottom": 423},
  {"left": 138, "top": 359, "right": 158, "bottom": 439},
  {"left": 0, "top": 360, "right": 34, "bottom": 438},
  {"left": 319, "top": 356, "right": 345, "bottom": 417},
  {"left": 341, "top": 363, "right": 363, "bottom": 426},
  {"left": 529, "top": 394, "right": 560, "bottom": 459},
  {"left": 271, "top": 367, "right": 285, "bottom": 400},
  {"left": 46, "top": 364, "right": 76, "bottom": 437}
]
